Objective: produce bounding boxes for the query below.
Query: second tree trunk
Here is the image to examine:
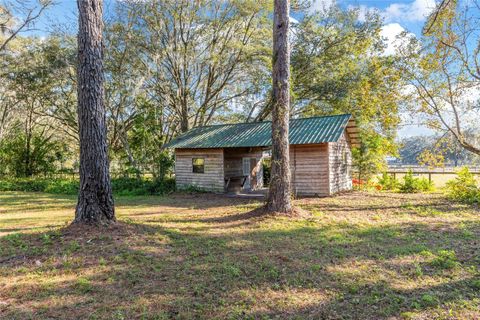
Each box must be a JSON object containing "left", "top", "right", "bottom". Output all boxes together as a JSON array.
[{"left": 266, "top": 0, "right": 292, "bottom": 213}]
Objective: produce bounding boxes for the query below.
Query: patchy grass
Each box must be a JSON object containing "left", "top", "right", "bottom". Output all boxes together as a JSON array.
[{"left": 0, "top": 191, "right": 479, "bottom": 319}]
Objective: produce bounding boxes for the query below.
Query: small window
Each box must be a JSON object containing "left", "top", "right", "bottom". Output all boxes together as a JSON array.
[{"left": 192, "top": 158, "right": 205, "bottom": 173}]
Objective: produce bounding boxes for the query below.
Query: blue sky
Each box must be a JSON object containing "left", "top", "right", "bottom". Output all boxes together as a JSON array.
[
  {"left": 36, "top": 0, "right": 431, "bottom": 39},
  {"left": 33, "top": 0, "right": 435, "bottom": 137}
]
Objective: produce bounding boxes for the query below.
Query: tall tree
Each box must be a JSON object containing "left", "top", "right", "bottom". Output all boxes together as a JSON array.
[
  {"left": 135, "top": 0, "right": 270, "bottom": 133},
  {"left": 75, "top": 0, "right": 115, "bottom": 224},
  {"left": 266, "top": 0, "right": 292, "bottom": 213},
  {"left": 398, "top": 0, "right": 480, "bottom": 157},
  {"left": 259, "top": 6, "right": 403, "bottom": 175}
]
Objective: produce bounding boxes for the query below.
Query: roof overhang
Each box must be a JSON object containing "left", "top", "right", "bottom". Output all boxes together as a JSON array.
[{"left": 345, "top": 118, "right": 361, "bottom": 148}]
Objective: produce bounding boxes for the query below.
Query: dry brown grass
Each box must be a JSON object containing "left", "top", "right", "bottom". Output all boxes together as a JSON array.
[{"left": 0, "top": 191, "right": 479, "bottom": 319}]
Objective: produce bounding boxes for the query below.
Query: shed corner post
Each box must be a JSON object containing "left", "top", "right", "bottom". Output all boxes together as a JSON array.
[
  {"left": 221, "top": 148, "right": 225, "bottom": 192},
  {"left": 327, "top": 143, "right": 332, "bottom": 196},
  {"left": 173, "top": 148, "right": 178, "bottom": 190}
]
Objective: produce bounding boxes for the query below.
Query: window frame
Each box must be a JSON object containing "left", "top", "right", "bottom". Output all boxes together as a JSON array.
[{"left": 192, "top": 157, "right": 205, "bottom": 174}]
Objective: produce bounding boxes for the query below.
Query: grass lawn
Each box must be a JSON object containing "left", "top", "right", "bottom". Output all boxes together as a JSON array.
[{"left": 0, "top": 191, "right": 479, "bottom": 319}]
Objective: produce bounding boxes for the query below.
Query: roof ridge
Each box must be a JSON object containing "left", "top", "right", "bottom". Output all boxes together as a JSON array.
[
  {"left": 191, "top": 120, "right": 270, "bottom": 129},
  {"left": 191, "top": 113, "right": 352, "bottom": 129}
]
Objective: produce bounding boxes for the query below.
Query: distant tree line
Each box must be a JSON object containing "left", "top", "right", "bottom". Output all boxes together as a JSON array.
[{"left": 397, "top": 133, "right": 480, "bottom": 167}]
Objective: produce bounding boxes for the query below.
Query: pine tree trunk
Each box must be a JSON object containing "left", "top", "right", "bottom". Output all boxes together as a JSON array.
[
  {"left": 75, "top": 0, "right": 115, "bottom": 224},
  {"left": 266, "top": 0, "right": 292, "bottom": 214}
]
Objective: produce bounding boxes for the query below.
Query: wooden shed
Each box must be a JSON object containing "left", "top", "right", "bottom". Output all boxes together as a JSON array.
[{"left": 164, "top": 114, "right": 360, "bottom": 196}]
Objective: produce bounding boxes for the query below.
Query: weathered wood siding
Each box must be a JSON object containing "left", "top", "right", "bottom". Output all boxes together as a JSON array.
[
  {"left": 328, "top": 131, "right": 352, "bottom": 194},
  {"left": 290, "top": 144, "right": 330, "bottom": 196},
  {"left": 175, "top": 148, "right": 224, "bottom": 192}
]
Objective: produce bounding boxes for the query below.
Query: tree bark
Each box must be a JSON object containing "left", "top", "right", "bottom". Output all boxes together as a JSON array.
[
  {"left": 266, "top": 0, "right": 292, "bottom": 214},
  {"left": 75, "top": 0, "right": 115, "bottom": 224}
]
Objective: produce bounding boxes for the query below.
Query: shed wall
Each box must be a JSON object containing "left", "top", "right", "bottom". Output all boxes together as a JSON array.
[
  {"left": 175, "top": 148, "right": 224, "bottom": 192},
  {"left": 328, "top": 132, "right": 353, "bottom": 194},
  {"left": 290, "top": 144, "right": 330, "bottom": 196}
]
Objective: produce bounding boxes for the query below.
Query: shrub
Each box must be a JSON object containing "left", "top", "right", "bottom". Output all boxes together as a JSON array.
[
  {"left": 111, "top": 177, "right": 175, "bottom": 196},
  {"left": 377, "top": 172, "right": 399, "bottom": 190},
  {"left": 399, "top": 170, "right": 434, "bottom": 193},
  {"left": 0, "top": 177, "right": 175, "bottom": 196},
  {"left": 44, "top": 180, "right": 79, "bottom": 194},
  {"left": 0, "top": 178, "right": 52, "bottom": 192},
  {"left": 445, "top": 167, "right": 480, "bottom": 204},
  {"left": 414, "top": 177, "right": 434, "bottom": 192}
]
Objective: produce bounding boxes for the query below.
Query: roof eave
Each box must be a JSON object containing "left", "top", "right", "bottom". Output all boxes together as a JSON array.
[{"left": 345, "top": 117, "right": 361, "bottom": 148}]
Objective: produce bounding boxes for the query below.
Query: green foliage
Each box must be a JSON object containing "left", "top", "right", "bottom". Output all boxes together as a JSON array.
[
  {"left": 0, "top": 126, "right": 70, "bottom": 178},
  {"left": 399, "top": 170, "right": 434, "bottom": 193},
  {"left": 414, "top": 177, "right": 435, "bottom": 192},
  {"left": 0, "top": 177, "right": 176, "bottom": 196},
  {"left": 431, "top": 250, "right": 460, "bottom": 270},
  {"left": 111, "top": 177, "right": 175, "bottom": 196},
  {"left": 0, "top": 178, "right": 57, "bottom": 193},
  {"left": 352, "top": 134, "right": 396, "bottom": 182},
  {"left": 445, "top": 167, "right": 480, "bottom": 204},
  {"left": 44, "top": 179, "right": 79, "bottom": 194},
  {"left": 377, "top": 172, "right": 399, "bottom": 191},
  {"left": 293, "top": 6, "right": 402, "bottom": 163},
  {"left": 125, "top": 99, "right": 175, "bottom": 179}
]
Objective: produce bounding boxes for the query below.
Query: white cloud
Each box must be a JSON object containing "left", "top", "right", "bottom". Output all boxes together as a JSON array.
[
  {"left": 349, "top": 0, "right": 436, "bottom": 24},
  {"left": 380, "top": 23, "right": 415, "bottom": 56},
  {"left": 383, "top": 0, "right": 437, "bottom": 23}
]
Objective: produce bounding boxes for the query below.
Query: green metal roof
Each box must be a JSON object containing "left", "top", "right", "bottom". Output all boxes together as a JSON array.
[{"left": 164, "top": 114, "right": 354, "bottom": 149}]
